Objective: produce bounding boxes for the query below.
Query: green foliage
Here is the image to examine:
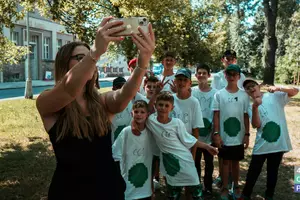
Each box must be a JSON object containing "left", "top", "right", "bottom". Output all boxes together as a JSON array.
[
  {"left": 0, "top": 35, "right": 28, "bottom": 68},
  {"left": 276, "top": 10, "right": 300, "bottom": 84}
]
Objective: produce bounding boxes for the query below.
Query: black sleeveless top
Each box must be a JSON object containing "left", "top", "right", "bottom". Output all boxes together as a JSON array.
[{"left": 48, "top": 120, "right": 126, "bottom": 200}]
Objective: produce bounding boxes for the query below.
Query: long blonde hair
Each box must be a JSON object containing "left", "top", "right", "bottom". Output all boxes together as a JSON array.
[{"left": 54, "top": 41, "right": 110, "bottom": 141}]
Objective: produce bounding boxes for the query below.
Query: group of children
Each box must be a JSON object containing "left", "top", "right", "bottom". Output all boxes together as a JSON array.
[{"left": 109, "top": 50, "right": 299, "bottom": 200}]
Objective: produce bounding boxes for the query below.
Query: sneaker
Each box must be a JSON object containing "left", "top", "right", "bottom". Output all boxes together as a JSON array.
[
  {"left": 214, "top": 176, "right": 223, "bottom": 188},
  {"left": 202, "top": 189, "right": 213, "bottom": 198},
  {"left": 153, "top": 179, "right": 161, "bottom": 190}
]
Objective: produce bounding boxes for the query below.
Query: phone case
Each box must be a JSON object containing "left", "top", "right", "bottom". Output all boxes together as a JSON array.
[{"left": 110, "top": 17, "right": 149, "bottom": 36}]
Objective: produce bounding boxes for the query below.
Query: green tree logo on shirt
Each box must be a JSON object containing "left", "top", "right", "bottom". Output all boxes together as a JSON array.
[
  {"left": 128, "top": 163, "right": 148, "bottom": 188},
  {"left": 262, "top": 121, "right": 281, "bottom": 143},
  {"left": 163, "top": 153, "right": 180, "bottom": 176},
  {"left": 224, "top": 117, "right": 241, "bottom": 137},
  {"left": 199, "top": 118, "right": 212, "bottom": 137},
  {"left": 114, "top": 125, "right": 127, "bottom": 140}
]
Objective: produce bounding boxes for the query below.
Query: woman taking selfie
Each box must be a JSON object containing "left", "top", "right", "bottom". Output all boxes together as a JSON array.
[{"left": 36, "top": 17, "right": 155, "bottom": 199}]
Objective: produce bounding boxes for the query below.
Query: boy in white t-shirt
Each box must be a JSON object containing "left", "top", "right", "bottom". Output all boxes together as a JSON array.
[
  {"left": 211, "top": 50, "right": 246, "bottom": 90},
  {"left": 212, "top": 64, "right": 250, "bottom": 200},
  {"left": 112, "top": 100, "right": 159, "bottom": 200},
  {"left": 241, "top": 79, "right": 299, "bottom": 200},
  {"left": 146, "top": 91, "right": 218, "bottom": 200},
  {"left": 158, "top": 52, "right": 177, "bottom": 93},
  {"left": 171, "top": 68, "right": 204, "bottom": 159},
  {"left": 111, "top": 77, "right": 132, "bottom": 143},
  {"left": 192, "top": 63, "right": 217, "bottom": 196}
]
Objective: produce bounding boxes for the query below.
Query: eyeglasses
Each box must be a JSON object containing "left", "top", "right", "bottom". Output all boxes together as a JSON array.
[
  {"left": 70, "top": 54, "right": 86, "bottom": 62},
  {"left": 245, "top": 82, "right": 258, "bottom": 91}
]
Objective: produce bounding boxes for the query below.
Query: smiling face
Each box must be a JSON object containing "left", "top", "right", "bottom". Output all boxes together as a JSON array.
[
  {"left": 244, "top": 82, "right": 261, "bottom": 98},
  {"left": 162, "top": 56, "right": 176, "bottom": 71},
  {"left": 175, "top": 75, "right": 192, "bottom": 92},
  {"left": 195, "top": 68, "right": 210, "bottom": 83},
  {"left": 132, "top": 107, "right": 148, "bottom": 124},
  {"left": 155, "top": 100, "right": 174, "bottom": 117}
]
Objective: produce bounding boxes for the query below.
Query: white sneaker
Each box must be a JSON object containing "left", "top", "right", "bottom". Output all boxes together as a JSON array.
[{"left": 153, "top": 179, "right": 161, "bottom": 190}]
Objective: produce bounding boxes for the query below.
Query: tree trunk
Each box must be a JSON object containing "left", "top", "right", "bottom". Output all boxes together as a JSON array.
[{"left": 262, "top": 0, "right": 278, "bottom": 85}]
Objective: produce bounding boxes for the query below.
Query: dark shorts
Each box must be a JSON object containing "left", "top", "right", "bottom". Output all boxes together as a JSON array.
[{"left": 218, "top": 144, "right": 244, "bottom": 161}]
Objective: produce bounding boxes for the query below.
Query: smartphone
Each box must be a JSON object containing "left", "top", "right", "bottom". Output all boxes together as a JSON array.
[{"left": 110, "top": 17, "right": 149, "bottom": 36}]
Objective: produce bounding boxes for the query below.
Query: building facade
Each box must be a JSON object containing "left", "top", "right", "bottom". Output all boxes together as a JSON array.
[{"left": 1, "top": 10, "right": 73, "bottom": 82}]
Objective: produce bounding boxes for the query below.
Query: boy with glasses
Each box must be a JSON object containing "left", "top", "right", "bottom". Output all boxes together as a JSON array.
[{"left": 241, "top": 79, "right": 299, "bottom": 200}]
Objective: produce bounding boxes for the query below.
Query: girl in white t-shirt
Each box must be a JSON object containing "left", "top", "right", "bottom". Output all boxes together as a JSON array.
[{"left": 241, "top": 79, "right": 299, "bottom": 200}]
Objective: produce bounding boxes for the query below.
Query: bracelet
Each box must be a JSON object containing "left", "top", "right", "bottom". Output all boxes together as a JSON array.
[
  {"left": 245, "top": 133, "right": 250, "bottom": 136},
  {"left": 89, "top": 50, "right": 99, "bottom": 63},
  {"left": 136, "top": 65, "right": 147, "bottom": 70}
]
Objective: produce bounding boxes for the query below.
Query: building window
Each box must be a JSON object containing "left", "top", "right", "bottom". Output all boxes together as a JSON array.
[
  {"left": 11, "top": 32, "right": 19, "bottom": 45},
  {"left": 106, "top": 67, "right": 111, "bottom": 72},
  {"left": 65, "top": 40, "right": 71, "bottom": 44},
  {"left": 113, "top": 68, "right": 118, "bottom": 73},
  {"left": 31, "top": 35, "right": 38, "bottom": 43},
  {"left": 44, "top": 37, "right": 50, "bottom": 59},
  {"left": 57, "top": 39, "right": 62, "bottom": 50},
  {"left": 119, "top": 68, "right": 123, "bottom": 72}
]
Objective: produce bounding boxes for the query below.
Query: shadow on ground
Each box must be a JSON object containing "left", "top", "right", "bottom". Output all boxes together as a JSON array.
[{"left": 0, "top": 139, "right": 55, "bottom": 200}]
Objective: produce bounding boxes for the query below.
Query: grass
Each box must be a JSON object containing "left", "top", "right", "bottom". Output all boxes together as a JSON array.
[{"left": 0, "top": 87, "right": 300, "bottom": 200}]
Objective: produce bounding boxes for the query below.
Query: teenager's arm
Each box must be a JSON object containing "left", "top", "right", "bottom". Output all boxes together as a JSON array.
[
  {"left": 243, "top": 113, "right": 250, "bottom": 149},
  {"left": 213, "top": 111, "right": 222, "bottom": 148},
  {"left": 191, "top": 128, "right": 199, "bottom": 160},
  {"left": 268, "top": 86, "right": 299, "bottom": 97},
  {"left": 193, "top": 141, "right": 218, "bottom": 156},
  {"left": 251, "top": 105, "right": 261, "bottom": 128}
]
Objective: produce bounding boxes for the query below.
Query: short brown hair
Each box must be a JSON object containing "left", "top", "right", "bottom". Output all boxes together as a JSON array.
[
  {"left": 132, "top": 100, "right": 149, "bottom": 112},
  {"left": 156, "top": 91, "right": 174, "bottom": 105}
]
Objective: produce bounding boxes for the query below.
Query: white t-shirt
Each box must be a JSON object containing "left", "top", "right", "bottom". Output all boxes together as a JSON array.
[
  {"left": 111, "top": 102, "right": 133, "bottom": 143},
  {"left": 158, "top": 74, "right": 176, "bottom": 93},
  {"left": 192, "top": 86, "right": 218, "bottom": 144},
  {"left": 211, "top": 70, "right": 246, "bottom": 90},
  {"left": 112, "top": 126, "right": 159, "bottom": 200},
  {"left": 248, "top": 92, "right": 292, "bottom": 155},
  {"left": 146, "top": 115, "right": 200, "bottom": 186},
  {"left": 132, "top": 92, "right": 148, "bottom": 103},
  {"left": 171, "top": 94, "right": 204, "bottom": 134},
  {"left": 212, "top": 88, "right": 250, "bottom": 146}
]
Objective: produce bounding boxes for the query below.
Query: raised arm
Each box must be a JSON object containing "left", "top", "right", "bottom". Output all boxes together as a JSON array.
[
  {"left": 36, "top": 17, "right": 125, "bottom": 117},
  {"left": 104, "top": 24, "right": 156, "bottom": 114},
  {"left": 268, "top": 86, "right": 299, "bottom": 97}
]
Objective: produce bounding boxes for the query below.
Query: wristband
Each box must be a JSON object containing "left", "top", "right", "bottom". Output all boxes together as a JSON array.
[
  {"left": 213, "top": 131, "right": 220, "bottom": 136},
  {"left": 245, "top": 133, "right": 250, "bottom": 136}
]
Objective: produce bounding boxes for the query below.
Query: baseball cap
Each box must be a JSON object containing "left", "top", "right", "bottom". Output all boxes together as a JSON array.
[
  {"left": 128, "top": 58, "right": 137, "bottom": 68},
  {"left": 113, "top": 77, "right": 126, "bottom": 87},
  {"left": 243, "top": 78, "right": 259, "bottom": 88},
  {"left": 223, "top": 50, "right": 237, "bottom": 59},
  {"left": 175, "top": 68, "right": 192, "bottom": 79},
  {"left": 225, "top": 64, "right": 241, "bottom": 73}
]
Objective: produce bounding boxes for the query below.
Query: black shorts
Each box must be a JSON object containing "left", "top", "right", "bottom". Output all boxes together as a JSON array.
[{"left": 218, "top": 144, "right": 244, "bottom": 161}]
